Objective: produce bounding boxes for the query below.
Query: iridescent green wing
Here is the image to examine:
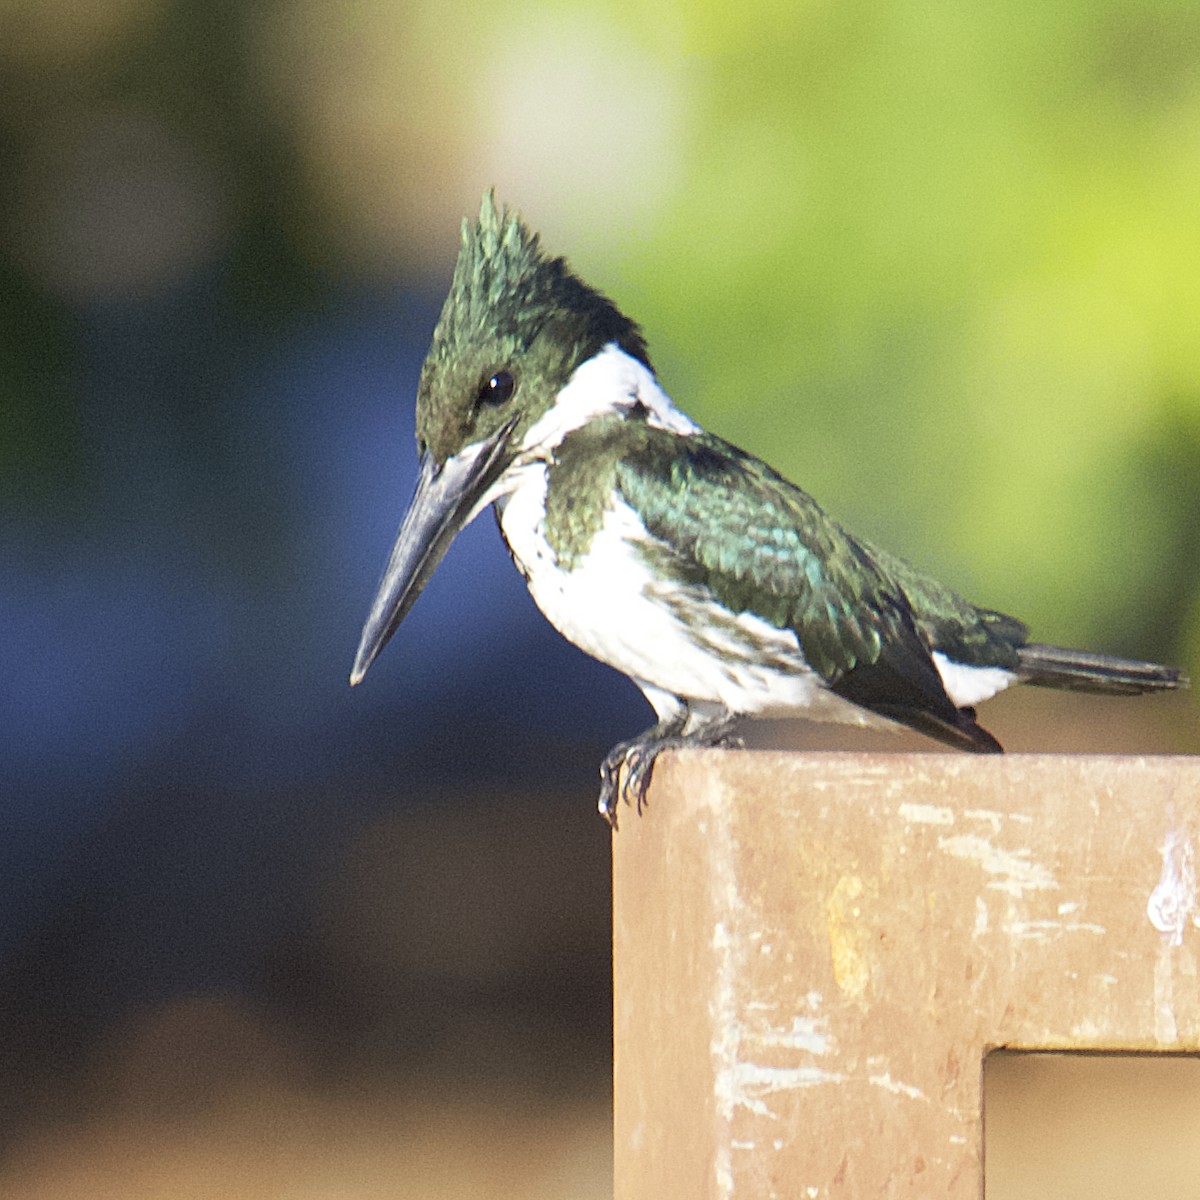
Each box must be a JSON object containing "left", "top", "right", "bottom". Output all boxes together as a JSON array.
[{"left": 616, "top": 428, "right": 1010, "bottom": 752}]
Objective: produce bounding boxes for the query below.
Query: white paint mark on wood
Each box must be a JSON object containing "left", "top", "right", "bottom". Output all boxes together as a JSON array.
[
  {"left": 937, "top": 833, "right": 1057, "bottom": 896},
  {"left": 868, "top": 1072, "right": 926, "bottom": 1101},
  {"left": 1147, "top": 827, "right": 1197, "bottom": 947},
  {"left": 707, "top": 777, "right": 741, "bottom": 1200},
  {"left": 964, "top": 808, "right": 1003, "bottom": 832},
  {"left": 899, "top": 801, "right": 955, "bottom": 826},
  {"left": 757, "top": 1014, "right": 835, "bottom": 1057},
  {"left": 706, "top": 780, "right": 848, "bottom": 1187},
  {"left": 1003, "top": 918, "right": 1106, "bottom": 941},
  {"left": 974, "top": 896, "right": 989, "bottom": 937},
  {"left": 717, "top": 1061, "right": 850, "bottom": 1120}
]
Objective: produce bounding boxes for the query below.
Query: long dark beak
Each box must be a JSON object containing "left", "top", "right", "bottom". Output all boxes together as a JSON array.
[{"left": 350, "top": 416, "right": 519, "bottom": 685}]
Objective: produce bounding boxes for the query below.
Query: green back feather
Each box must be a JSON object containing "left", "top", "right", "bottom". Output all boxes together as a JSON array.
[{"left": 549, "top": 416, "right": 1025, "bottom": 682}]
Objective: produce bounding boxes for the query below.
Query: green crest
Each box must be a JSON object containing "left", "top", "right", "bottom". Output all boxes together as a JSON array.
[{"left": 416, "top": 192, "right": 650, "bottom": 462}]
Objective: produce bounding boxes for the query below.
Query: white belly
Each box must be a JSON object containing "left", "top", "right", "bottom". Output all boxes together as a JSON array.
[{"left": 496, "top": 467, "right": 884, "bottom": 728}]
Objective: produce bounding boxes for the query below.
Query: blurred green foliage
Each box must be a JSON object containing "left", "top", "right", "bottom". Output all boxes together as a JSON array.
[{"left": 595, "top": 0, "right": 1200, "bottom": 662}]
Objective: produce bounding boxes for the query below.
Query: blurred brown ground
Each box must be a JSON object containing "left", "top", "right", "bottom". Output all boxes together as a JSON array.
[
  {"left": 988, "top": 1052, "right": 1200, "bottom": 1200},
  {"left": 0, "top": 690, "right": 1195, "bottom": 1199}
]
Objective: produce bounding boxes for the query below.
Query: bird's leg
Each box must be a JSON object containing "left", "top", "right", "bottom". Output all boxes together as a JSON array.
[{"left": 598, "top": 707, "right": 741, "bottom": 829}]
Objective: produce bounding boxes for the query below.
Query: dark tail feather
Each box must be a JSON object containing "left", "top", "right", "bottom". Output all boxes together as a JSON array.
[
  {"left": 871, "top": 703, "right": 1005, "bottom": 754},
  {"left": 1018, "top": 644, "right": 1186, "bottom": 695}
]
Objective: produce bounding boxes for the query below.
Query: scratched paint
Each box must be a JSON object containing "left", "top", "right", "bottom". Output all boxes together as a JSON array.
[
  {"left": 937, "top": 833, "right": 1057, "bottom": 897},
  {"left": 756, "top": 1014, "right": 836, "bottom": 1056},
  {"left": 898, "top": 801, "right": 955, "bottom": 826},
  {"left": 1146, "top": 825, "right": 1200, "bottom": 1043},
  {"left": 707, "top": 773, "right": 741, "bottom": 1200},
  {"left": 706, "top": 785, "right": 849, "bottom": 1193},
  {"left": 717, "top": 1060, "right": 849, "bottom": 1118},
  {"left": 1147, "top": 827, "right": 1198, "bottom": 947},
  {"left": 714, "top": 997, "right": 845, "bottom": 1122},
  {"left": 868, "top": 1071, "right": 927, "bottom": 1101},
  {"left": 1003, "top": 917, "right": 1106, "bottom": 942},
  {"left": 963, "top": 808, "right": 1003, "bottom": 832}
]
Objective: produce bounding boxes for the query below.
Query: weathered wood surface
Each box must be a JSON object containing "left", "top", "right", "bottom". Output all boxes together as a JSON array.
[{"left": 612, "top": 752, "right": 1200, "bottom": 1199}]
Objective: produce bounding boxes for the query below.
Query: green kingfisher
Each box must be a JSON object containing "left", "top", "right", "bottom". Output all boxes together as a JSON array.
[{"left": 351, "top": 193, "right": 1184, "bottom": 827}]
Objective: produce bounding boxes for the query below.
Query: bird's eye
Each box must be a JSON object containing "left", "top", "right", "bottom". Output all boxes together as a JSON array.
[{"left": 478, "top": 369, "right": 517, "bottom": 407}]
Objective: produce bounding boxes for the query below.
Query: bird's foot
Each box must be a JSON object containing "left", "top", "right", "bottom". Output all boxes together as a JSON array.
[
  {"left": 598, "top": 733, "right": 672, "bottom": 828},
  {"left": 598, "top": 714, "right": 741, "bottom": 829}
]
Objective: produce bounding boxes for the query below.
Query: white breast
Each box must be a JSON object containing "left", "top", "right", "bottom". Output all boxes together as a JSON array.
[{"left": 497, "top": 467, "right": 886, "bottom": 729}]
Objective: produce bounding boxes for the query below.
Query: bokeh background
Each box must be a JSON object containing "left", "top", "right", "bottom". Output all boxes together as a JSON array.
[{"left": 2, "top": 0, "right": 1198, "bottom": 1195}]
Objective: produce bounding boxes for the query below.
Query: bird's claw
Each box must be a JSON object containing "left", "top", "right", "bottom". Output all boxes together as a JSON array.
[
  {"left": 598, "top": 716, "right": 740, "bottom": 829},
  {"left": 598, "top": 734, "right": 674, "bottom": 829}
]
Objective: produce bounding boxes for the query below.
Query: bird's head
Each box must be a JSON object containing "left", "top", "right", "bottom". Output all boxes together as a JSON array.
[{"left": 351, "top": 191, "right": 649, "bottom": 684}]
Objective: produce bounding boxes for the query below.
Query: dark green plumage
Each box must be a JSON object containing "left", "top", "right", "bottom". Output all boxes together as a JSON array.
[
  {"left": 552, "top": 417, "right": 1018, "bottom": 659},
  {"left": 549, "top": 415, "right": 1034, "bottom": 752},
  {"left": 545, "top": 414, "right": 1182, "bottom": 755}
]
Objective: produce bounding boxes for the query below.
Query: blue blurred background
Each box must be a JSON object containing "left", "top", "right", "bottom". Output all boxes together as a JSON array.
[{"left": 1, "top": 0, "right": 1197, "bottom": 1193}]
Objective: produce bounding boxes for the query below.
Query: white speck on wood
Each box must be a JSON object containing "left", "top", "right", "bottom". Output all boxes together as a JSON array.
[
  {"left": 964, "top": 808, "right": 1003, "bottom": 832},
  {"left": 899, "top": 801, "right": 955, "bottom": 826},
  {"left": 629, "top": 1121, "right": 645, "bottom": 1152}
]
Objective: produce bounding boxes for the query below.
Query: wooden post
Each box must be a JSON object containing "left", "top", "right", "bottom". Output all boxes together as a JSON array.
[{"left": 612, "top": 752, "right": 1200, "bottom": 1198}]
